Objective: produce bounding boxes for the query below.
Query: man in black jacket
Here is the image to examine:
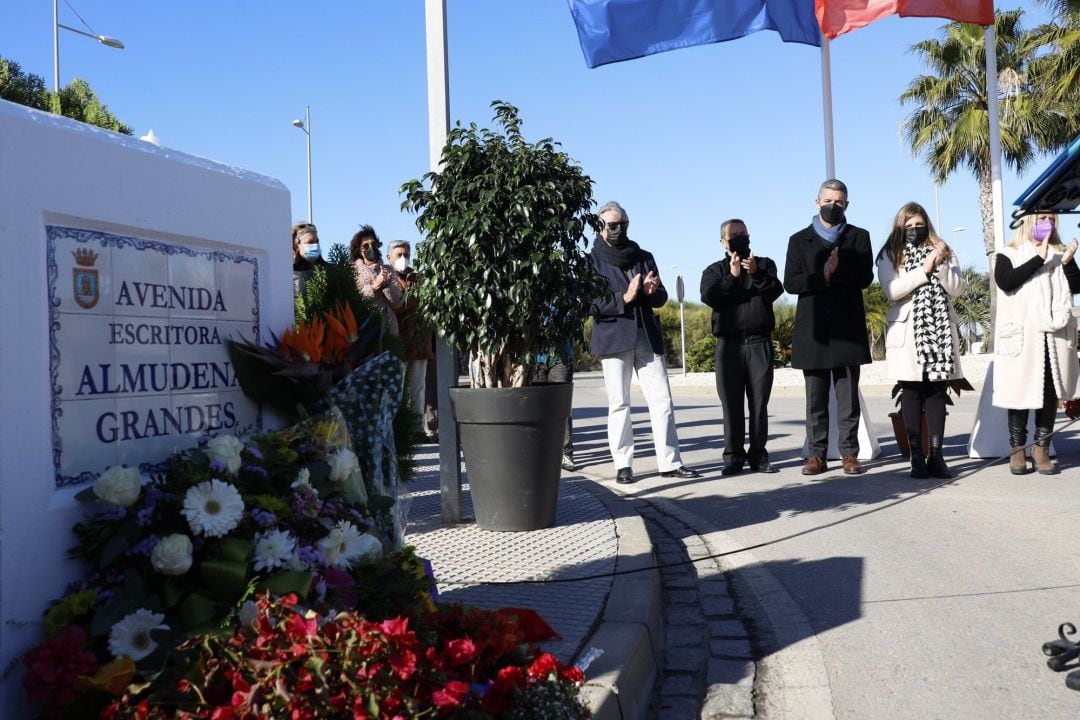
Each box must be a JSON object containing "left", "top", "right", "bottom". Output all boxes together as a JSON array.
[
  {"left": 590, "top": 201, "right": 700, "bottom": 485},
  {"left": 783, "top": 179, "right": 873, "bottom": 476},
  {"left": 700, "top": 219, "right": 783, "bottom": 475}
]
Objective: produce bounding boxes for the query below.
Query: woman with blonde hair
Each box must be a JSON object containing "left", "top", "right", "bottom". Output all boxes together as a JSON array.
[
  {"left": 877, "top": 202, "right": 966, "bottom": 479},
  {"left": 993, "top": 213, "right": 1080, "bottom": 475}
]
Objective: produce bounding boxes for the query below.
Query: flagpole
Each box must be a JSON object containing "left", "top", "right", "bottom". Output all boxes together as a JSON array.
[
  {"left": 984, "top": 23, "right": 1005, "bottom": 251},
  {"left": 424, "top": 0, "right": 462, "bottom": 524},
  {"left": 820, "top": 37, "right": 836, "bottom": 179}
]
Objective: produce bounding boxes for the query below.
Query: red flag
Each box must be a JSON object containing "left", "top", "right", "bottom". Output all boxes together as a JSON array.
[{"left": 816, "top": 0, "right": 994, "bottom": 40}]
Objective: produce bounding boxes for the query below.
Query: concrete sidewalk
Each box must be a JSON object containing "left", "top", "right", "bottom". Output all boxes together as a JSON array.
[{"left": 402, "top": 447, "right": 664, "bottom": 720}]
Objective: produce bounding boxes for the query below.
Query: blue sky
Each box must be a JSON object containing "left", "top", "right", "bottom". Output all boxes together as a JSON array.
[{"left": 3, "top": 1, "right": 1060, "bottom": 302}]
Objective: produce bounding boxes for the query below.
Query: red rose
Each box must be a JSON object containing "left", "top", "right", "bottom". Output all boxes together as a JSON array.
[
  {"left": 431, "top": 680, "right": 470, "bottom": 708},
  {"left": 527, "top": 652, "right": 559, "bottom": 680},
  {"left": 22, "top": 625, "right": 98, "bottom": 712},
  {"left": 444, "top": 637, "right": 477, "bottom": 666},
  {"left": 379, "top": 617, "right": 409, "bottom": 638},
  {"left": 559, "top": 664, "right": 584, "bottom": 684}
]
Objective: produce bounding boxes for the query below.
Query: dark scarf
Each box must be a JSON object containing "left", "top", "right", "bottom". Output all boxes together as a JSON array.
[
  {"left": 903, "top": 241, "right": 954, "bottom": 381},
  {"left": 591, "top": 235, "right": 642, "bottom": 270}
]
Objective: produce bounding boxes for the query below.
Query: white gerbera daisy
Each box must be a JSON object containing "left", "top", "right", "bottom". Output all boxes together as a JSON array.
[
  {"left": 182, "top": 479, "right": 244, "bottom": 537},
  {"left": 318, "top": 521, "right": 382, "bottom": 568},
  {"left": 108, "top": 608, "right": 168, "bottom": 661},
  {"left": 253, "top": 529, "right": 297, "bottom": 573}
]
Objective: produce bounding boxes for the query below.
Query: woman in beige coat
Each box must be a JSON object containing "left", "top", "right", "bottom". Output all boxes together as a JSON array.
[
  {"left": 993, "top": 213, "right": 1080, "bottom": 475},
  {"left": 877, "top": 203, "right": 966, "bottom": 479}
]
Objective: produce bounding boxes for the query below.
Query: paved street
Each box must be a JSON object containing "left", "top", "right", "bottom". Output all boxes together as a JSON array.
[{"left": 570, "top": 371, "right": 1080, "bottom": 719}]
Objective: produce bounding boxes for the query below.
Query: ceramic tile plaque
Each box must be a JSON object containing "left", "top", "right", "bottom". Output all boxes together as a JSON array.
[{"left": 46, "top": 226, "right": 261, "bottom": 487}]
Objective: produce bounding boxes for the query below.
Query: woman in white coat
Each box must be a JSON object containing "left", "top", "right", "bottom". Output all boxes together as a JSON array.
[
  {"left": 993, "top": 213, "right": 1080, "bottom": 475},
  {"left": 877, "top": 202, "right": 966, "bottom": 479}
]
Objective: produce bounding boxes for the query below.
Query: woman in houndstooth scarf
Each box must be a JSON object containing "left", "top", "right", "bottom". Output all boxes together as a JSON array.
[{"left": 877, "top": 202, "right": 967, "bottom": 480}]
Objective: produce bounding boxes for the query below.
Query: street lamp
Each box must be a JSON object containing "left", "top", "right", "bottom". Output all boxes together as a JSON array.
[
  {"left": 671, "top": 265, "right": 687, "bottom": 375},
  {"left": 292, "top": 107, "right": 313, "bottom": 223},
  {"left": 952, "top": 226, "right": 966, "bottom": 244},
  {"left": 53, "top": 0, "right": 124, "bottom": 94}
]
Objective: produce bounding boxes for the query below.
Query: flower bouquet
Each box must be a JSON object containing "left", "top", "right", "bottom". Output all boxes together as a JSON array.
[
  {"left": 227, "top": 302, "right": 381, "bottom": 421},
  {"left": 23, "top": 416, "right": 431, "bottom": 719},
  {"left": 100, "top": 594, "right": 589, "bottom": 719}
]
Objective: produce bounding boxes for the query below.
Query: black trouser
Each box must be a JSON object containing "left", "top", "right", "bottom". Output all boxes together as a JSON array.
[
  {"left": 715, "top": 336, "right": 774, "bottom": 466},
  {"left": 803, "top": 366, "right": 861, "bottom": 459},
  {"left": 1008, "top": 349, "right": 1057, "bottom": 447},
  {"left": 899, "top": 378, "right": 948, "bottom": 442},
  {"left": 535, "top": 360, "right": 574, "bottom": 455}
]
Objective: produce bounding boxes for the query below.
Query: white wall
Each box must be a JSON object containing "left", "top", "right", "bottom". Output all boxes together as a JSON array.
[{"left": 0, "top": 99, "right": 292, "bottom": 716}]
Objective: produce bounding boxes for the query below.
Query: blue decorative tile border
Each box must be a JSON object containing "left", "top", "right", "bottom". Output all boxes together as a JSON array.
[{"left": 46, "top": 225, "right": 262, "bottom": 487}]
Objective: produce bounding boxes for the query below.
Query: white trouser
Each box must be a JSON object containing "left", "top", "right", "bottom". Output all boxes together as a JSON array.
[
  {"left": 600, "top": 328, "right": 682, "bottom": 472},
  {"left": 406, "top": 359, "right": 428, "bottom": 418}
]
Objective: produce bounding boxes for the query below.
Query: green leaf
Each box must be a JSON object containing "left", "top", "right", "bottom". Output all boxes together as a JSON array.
[
  {"left": 218, "top": 538, "right": 253, "bottom": 564},
  {"left": 177, "top": 593, "right": 218, "bottom": 631},
  {"left": 200, "top": 560, "right": 249, "bottom": 602},
  {"left": 255, "top": 570, "right": 313, "bottom": 598}
]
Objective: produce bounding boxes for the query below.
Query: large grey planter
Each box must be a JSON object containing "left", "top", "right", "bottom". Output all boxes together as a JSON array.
[{"left": 449, "top": 382, "right": 572, "bottom": 531}]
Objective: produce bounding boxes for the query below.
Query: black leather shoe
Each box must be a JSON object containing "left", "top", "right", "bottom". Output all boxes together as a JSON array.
[
  {"left": 615, "top": 467, "right": 635, "bottom": 484},
  {"left": 750, "top": 461, "right": 778, "bottom": 474},
  {"left": 659, "top": 466, "right": 701, "bottom": 479},
  {"left": 720, "top": 463, "right": 744, "bottom": 476}
]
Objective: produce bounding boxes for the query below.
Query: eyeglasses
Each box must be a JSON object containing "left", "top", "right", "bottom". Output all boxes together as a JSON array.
[
  {"left": 605, "top": 221, "right": 629, "bottom": 230},
  {"left": 360, "top": 242, "right": 378, "bottom": 250}
]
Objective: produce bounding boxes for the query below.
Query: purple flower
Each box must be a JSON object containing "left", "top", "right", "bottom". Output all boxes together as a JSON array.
[
  {"left": 290, "top": 486, "right": 323, "bottom": 517},
  {"left": 297, "top": 544, "right": 325, "bottom": 566},
  {"left": 245, "top": 446, "right": 264, "bottom": 460},
  {"left": 100, "top": 505, "right": 128, "bottom": 521},
  {"left": 248, "top": 508, "right": 277, "bottom": 528},
  {"left": 197, "top": 435, "right": 211, "bottom": 446},
  {"left": 242, "top": 465, "right": 268, "bottom": 479},
  {"left": 128, "top": 534, "right": 160, "bottom": 557},
  {"left": 208, "top": 460, "right": 228, "bottom": 473}
]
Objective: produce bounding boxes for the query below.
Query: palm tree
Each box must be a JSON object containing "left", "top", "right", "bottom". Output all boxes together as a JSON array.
[
  {"left": 901, "top": 10, "right": 1063, "bottom": 260},
  {"left": 951, "top": 267, "right": 991, "bottom": 353},
  {"left": 1032, "top": 0, "right": 1080, "bottom": 143},
  {"left": 862, "top": 283, "right": 889, "bottom": 360}
]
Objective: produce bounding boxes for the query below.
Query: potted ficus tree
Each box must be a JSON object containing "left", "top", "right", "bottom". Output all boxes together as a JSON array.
[{"left": 400, "top": 101, "right": 607, "bottom": 531}]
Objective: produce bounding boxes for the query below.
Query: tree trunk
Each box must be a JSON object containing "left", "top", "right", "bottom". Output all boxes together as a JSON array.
[{"left": 977, "top": 166, "right": 998, "bottom": 349}]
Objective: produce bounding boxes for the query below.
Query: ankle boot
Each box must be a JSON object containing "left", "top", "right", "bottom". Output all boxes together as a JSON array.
[
  {"left": 926, "top": 435, "right": 952, "bottom": 479},
  {"left": 1008, "top": 411, "right": 1029, "bottom": 475},
  {"left": 908, "top": 432, "right": 929, "bottom": 479},
  {"left": 1032, "top": 427, "right": 1056, "bottom": 474},
  {"left": 1031, "top": 445, "right": 1055, "bottom": 474},
  {"left": 1009, "top": 446, "right": 1029, "bottom": 475}
]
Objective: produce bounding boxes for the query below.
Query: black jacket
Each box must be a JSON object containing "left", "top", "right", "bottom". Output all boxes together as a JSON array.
[
  {"left": 589, "top": 248, "right": 667, "bottom": 356},
  {"left": 700, "top": 255, "right": 783, "bottom": 337},
  {"left": 783, "top": 224, "right": 873, "bottom": 370}
]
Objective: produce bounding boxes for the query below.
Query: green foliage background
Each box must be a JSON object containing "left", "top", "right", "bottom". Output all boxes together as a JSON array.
[{"left": 0, "top": 55, "right": 132, "bottom": 134}]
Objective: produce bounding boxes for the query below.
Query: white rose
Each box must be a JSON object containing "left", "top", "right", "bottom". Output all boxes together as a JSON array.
[
  {"left": 93, "top": 466, "right": 142, "bottom": 507},
  {"left": 205, "top": 435, "right": 245, "bottom": 475},
  {"left": 291, "top": 467, "right": 312, "bottom": 489},
  {"left": 150, "top": 534, "right": 193, "bottom": 576},
  {"left": 327, "top": 449, "right": 359, "bottom": 483}
]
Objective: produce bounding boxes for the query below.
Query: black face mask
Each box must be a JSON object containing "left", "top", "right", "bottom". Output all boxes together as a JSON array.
[
  {"left": 362, "top": 247, "right": 380, "bottom": 262},
  {"left": 819, "top": 203, "right": 846, "bottom": 226},
  {"left": 605, "top": 223, "right": 628, "bottom": 246},
  {"left": 904, "top": 226, "right": 929, "bottom": 244},
  {"left": 727, "top": 235, "right": 751, "bottom": 260}
]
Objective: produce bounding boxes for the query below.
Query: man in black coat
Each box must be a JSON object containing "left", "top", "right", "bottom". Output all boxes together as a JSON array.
[
  {"left": 783, "top": 179, "right": 873, "bottom": 475},
  {"left": 590, "top": 201, "right": 700, "bottom": 485},
  {"left": 701, "top": 219, "right": 783, "bottom": 476}
]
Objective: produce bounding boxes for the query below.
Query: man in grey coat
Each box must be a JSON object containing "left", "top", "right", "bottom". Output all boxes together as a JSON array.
[
  {"left": 590, "top": 201, "right": 700, "bottom": 485},
  {"left": 783, "top": 179, "right": 873, "bottom": 476}
]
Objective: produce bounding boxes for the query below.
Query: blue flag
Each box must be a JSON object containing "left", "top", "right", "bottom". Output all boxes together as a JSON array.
[{"left": 569, "top": 0, "right": 821, "bottom": 68}]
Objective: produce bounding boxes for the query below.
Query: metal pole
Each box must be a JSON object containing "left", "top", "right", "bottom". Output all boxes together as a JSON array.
[
  {"left": 984, "top": 24, "right": 1006, "bottom": 252},
  {"left": 679, "top": 297, "right": 687, "bottom": 376},
  {"left": 820, "top": 38, "right": 836, "bottom": 179},
  {"left": 53, "top": 0, "right": 60, "bottom": 94},
  {"left": 425, "top": 0, "right": 462, "bottom": 524},
  {"left": 305, "top": 106, "right": 313, "bottom": 223}
]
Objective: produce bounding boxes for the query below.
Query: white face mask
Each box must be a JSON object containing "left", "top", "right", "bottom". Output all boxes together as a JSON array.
[{"left": 393, "top": 256, "right": 408, "bottom": 272}]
